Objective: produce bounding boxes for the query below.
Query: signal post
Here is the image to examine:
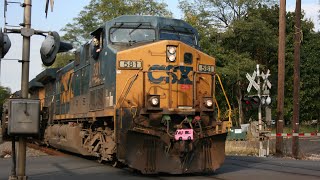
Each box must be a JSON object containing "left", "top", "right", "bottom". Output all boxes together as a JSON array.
[
  {"left": 245, "top": 64, "right": 272, "bottom": 157},
  {"left": 1, "top": 1, "right": 70, "bottom": 179},
  {"left": 256, "top": 65, "right": 263, "bottom": 157},
  {"left": 15, "top": 0, "right": 31, "bottom": 179}
]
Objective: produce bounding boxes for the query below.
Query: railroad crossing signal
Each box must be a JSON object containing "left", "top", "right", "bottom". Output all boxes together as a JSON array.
[
  {"left": 246, "top": 68, "right": 272, "bottom": 93},
  {"left": 242, "top": 95, "right": 261, "bottom": 109},
  {"left": 245, "top": 65, "right": 272, "bottom": 157},
  {"left": 261, "top": 70, "right": 272, "bottom": 91},
  {"left": 246, "top": 71, "right": 259, "bottom": 92},
  {"left": 0, "top": 28, "right": 11, "bottom": 58}
]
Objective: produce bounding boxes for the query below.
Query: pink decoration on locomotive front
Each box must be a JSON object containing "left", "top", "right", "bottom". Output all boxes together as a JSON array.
[{"left": 175, "top": 129, "right": 193, "bottom": 141}]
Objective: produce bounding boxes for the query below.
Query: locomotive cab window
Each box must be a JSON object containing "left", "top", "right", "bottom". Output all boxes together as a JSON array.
[
  {"left": 160, "top": 27, "right": 197, "bottom": 48},
  {"left": 109, "top": 22, "right": 155, "bottom": 44},
  {"left": 90, "top": 28, "right": 104, "bottom": 60}
]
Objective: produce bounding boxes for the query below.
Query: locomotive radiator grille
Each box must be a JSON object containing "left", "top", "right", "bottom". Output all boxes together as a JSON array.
[{"left": 89, "top": 87, "right": 105, "bottom": 111}]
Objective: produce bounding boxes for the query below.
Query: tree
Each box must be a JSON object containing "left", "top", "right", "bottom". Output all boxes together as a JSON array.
[
  {"left": 61, "top": 0, "right": 172, "bottom": 45},
  {"left": 180, "top": 0, "right": 275, "bottom": 29},
  {"left": 43, "top": 52, "right": 75, "bottom": 68},
  {"left": 179, "top": 1, "right": 319, "bottom": 125},
  {"left": 179, "top": 0, "right": 219, "bottom": 56},
  {"left": 0, "top": 86, "right": 11, "bottom": 105},
  {"left": 56, "top": 0, "right": 172, "bottom": 68},
  {"left": 179, "top": 1, "right": 276, "bottom": 125},
  {"left": 300, "top": 33, "right": 320, "bottom": 121},
  {"left": 0, "top": 86, "right": 11, "bottom": 118},
  {"left": 285, "top": 11, "right": 319, "bottom": 123}
]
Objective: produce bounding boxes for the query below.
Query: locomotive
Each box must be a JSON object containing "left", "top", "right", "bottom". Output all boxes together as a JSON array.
[{"left": 3, "top": 15, "right": 232, "bottom": 174}]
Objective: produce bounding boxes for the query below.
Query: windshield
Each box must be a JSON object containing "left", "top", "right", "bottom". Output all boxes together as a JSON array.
[
  {"left": 110, "top": 28, "right": 156, "bottom": 43},
  {"left": 160, "top": 31, "right": 197, "bottom": 47}
]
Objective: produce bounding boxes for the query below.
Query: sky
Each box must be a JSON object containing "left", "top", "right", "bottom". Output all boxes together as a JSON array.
[{"left": 0, "top": 0, "right": 319, "bottom": 93}]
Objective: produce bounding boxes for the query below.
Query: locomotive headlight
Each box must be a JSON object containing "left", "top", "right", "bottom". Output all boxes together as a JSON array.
[
  {"left": 167, "top": 45, "right": 177, "bottom": 62},
  {"left": 151, "top": 97, "right": 159, "bottom": 106},
  {"left": 149, "top": 96, "right": 160, "bottom": 106},
  {"left": 146, "top": 94, "right": 161, "bottom": 110},
  {"left": 205, "top": 99, "right": 213, "bottom": 108},
  {"left": 168, "top": 46, "right": 176, "bottom": 54},
  {"left": 203, "top": 97, "right": 214, "bottom": 109},
  {"left": 168, "top": 54, "right": 176, "bottom": 62}
]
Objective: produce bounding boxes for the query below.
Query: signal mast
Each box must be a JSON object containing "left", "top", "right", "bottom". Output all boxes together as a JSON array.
[{"left": 1, "top": 1, "right": 71, "bottom": 179}]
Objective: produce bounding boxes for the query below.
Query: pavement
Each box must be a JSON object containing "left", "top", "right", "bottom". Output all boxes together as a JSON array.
[
  {"left": 0, "top": 154, "right": 319, "bottom": 180},
  {"left": 0, "top": 128, "right": 319, "bottom": 180},
  {"left": 0, "top": 156, "right": 144, "bottom": 180}
]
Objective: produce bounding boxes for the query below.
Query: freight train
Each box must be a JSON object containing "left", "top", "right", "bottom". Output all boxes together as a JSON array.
[{"left": 2, "top": 15, "right": 232, "bottom": 174}]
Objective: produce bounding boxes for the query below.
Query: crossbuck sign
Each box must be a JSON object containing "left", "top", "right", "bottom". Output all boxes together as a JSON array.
[
  {"left": 246, "top": 71, "right": 259, "bottom": 92},
  {"left": 246, "top": 65, "right": 272, "bottom": 93},
  {"left": 261, "top": 69, "right": 272, "bottom": 91}
]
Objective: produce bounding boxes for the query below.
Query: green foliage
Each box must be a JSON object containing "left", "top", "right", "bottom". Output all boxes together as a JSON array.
[
  {"left": 271, "top": 125, "right": 319, "bottom": 134},
  {"left": 0, "top": 86, "right": 11, "bottom": 116},
  {"left": 179, "top": 0, "right": 219, "bottom": 55},
  {"left": 45, "top": 52, "right": 75, "bottom": 68},
  {"left": 0, "top": 86, "right": 11, "bottom": 105},
  {"left": 179, "top": 1, "right": 320, "bottom": 124},
  {"left": 58, "top": 0, "right": 172, "bottom": 67},
  {"left": 299, "top": 32, "right": 320, "bottom": 121},
  {"left": 180, "top": 0, "right": 275, "bottom": 29},
  {"left": 62, "top": 0, "right": 172, "bottom": 45},
  {"left": 222, "top": 5, "right": 278, "bottom": 64},
  {"left": 274, "top": 11, "right": 318, "bottom": 123}
]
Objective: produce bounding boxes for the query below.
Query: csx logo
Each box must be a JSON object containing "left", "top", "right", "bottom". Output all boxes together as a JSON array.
[{"left": 148, "top": 65, "right": 192, "bottom": 84}]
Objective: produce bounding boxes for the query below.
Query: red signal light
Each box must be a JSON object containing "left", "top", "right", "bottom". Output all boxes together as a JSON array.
[{"left": 242, "top": 96, "right": 260, "bottom": 109}]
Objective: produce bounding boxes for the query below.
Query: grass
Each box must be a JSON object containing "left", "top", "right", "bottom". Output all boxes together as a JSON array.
[{"left": 270, "top": 125, "right": 319, "bottom": 133}]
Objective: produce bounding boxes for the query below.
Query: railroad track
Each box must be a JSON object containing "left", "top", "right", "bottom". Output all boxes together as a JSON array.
[
  {"left": 26, "top": 142, "right": 127, "bottom": 168},
  {"left": 26, "top": 142, "right": 229, "bottom": 179},
  {"left": 25, "top": 143, "right": 320, "bottom": 179},
  {"left": 26, "top": 143, "right": 67, "bottom": 156}
]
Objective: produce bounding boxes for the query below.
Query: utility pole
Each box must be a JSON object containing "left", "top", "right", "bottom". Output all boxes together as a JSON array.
[
  {"left": 276, "top": 0, "right": 286, "bottom": 156},
  {"left": 292, "top": 0, "right": 301, "bottom": 159},
  {"left": 18, "top": 0, "right": 31, "bottom": 179}
]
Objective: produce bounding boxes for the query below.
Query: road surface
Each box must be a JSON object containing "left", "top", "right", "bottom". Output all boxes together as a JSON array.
[{"left": 0, "top": 155, "right": 319, "bottom": 180}]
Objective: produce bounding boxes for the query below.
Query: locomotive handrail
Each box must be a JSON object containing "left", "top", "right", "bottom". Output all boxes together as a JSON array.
[
  {"left": 114, "top": 70, "right": 141, "bottom": 130},
  {"left": 192, "top": 71, "right": 213, "bottom": 108},
  {"left": 143, "top": 69, "right": 177, "bottom": 108},
  {"left": 214, "top": 73, "right": 232, "bottom": 130},
  {"left": 213, "top": 96, "right": 221, "bottom": 121},
  {"left": 146, "top": 69, "right": 216, "bottom": 110},
  {"left": 115, "top": 70, "right": 142, "bottom": 109}
]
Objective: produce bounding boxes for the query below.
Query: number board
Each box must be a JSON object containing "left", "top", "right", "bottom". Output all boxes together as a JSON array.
[
  {"left": 198, "top": 64, "right": 214, "bottom": 73},
  {"left": 119, "top": 60, "right": 142, "bottom": 69}
]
